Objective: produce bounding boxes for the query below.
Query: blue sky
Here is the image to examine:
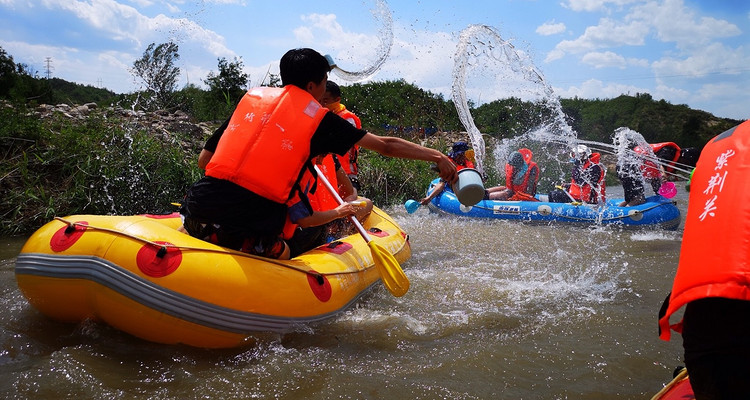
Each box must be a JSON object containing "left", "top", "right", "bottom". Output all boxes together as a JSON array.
[{"left": 1, "top": 0, "right": 748, "bottom": 121}]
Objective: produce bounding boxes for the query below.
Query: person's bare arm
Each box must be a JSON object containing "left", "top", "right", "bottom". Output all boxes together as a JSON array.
[
  {"left": 420, "top": 180, "right": 446, "bottom": 205},
  {"left": 336, "top": 166, "right": 356, "bottom": 200},
  {"left": 357, "top": 133, "right": 457, "bottom": 184},
  {"left": 197, "top": 149, "right": 213, "bottom": 170},
  {"left": 296, "top": 203, "right": 359, "bottom": 228}
]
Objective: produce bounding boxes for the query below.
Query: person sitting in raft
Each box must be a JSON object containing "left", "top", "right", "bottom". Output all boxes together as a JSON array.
[
  {"left": 616, "top": 143, "right": 665, "bottom": 207},
  {"left": 283, "top": 154, "right": 372, "bottom": 258},
  {"left": 616, "top": 142, "right": 699, "bottom": 207},
  {"left": 419, "top": 141, "right": 506, "bottom": 206},
  {"left": 180, "top": 48, "right": 457, "bottom": 260},
  {"left": 549, "top": 144, "right": 606, "bottom": 204},
  {"left": 487, "top": 148, "right": 540, "bottom": 201},
  {"left": 320, "top": 80, "right": 363, "bottom": 191}
]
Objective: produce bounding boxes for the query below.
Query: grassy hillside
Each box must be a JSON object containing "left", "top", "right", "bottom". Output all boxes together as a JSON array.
[{"left": 1, "top": 69, "right": 744, "bottom": 235}]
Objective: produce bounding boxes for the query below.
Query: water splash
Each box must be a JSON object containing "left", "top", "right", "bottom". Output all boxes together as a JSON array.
[
  {"left": 330, "top": 0, "right": 393, "bottom": 82},
  {"left": 451, "top": 25, "right": 574, "bottom": 175}
]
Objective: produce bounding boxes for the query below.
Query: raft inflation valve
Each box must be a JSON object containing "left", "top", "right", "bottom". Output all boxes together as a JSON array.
[{"left": 156, "top": 246, "right": 168, "bottom": 258}]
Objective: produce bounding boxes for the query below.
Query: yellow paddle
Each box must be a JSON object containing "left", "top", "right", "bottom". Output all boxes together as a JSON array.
[{"left": 314, "top": 165, "right": 409, "bottom": 297}]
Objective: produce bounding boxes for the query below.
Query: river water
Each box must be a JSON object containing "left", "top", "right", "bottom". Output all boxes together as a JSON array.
[{"left": 0, "top": 185, "right": 686, "bottom": 399}]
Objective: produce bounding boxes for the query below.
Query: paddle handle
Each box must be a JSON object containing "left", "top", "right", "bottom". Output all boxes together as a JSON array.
[{"left": 313, "top": 165, "right": 371, "bottom": 243}]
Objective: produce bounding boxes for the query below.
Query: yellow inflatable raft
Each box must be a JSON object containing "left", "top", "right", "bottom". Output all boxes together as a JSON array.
[{"left": 15, "top": 207, "right": 411, "bottom": 348}]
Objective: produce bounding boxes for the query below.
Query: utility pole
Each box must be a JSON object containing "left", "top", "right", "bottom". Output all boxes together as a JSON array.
[{"left": 44, "top": 57, "right": 53, "bottom": 79}]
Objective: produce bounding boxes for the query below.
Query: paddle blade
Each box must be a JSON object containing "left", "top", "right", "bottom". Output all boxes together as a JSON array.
[
  {"left": 368, "top": 241, "right": 409, "bottom": 297},
  {"left": 404, "top": 199, "right": 420, "bottom": 214}
]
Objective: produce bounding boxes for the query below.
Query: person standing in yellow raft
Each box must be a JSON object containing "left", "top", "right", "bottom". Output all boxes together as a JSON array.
[
  {"left": 658, "top": 119, "right": 750, "bottom": 399},
  {"left": 320, "top": 80, "right": 363, "bottom": 191},
  {"left": 180, "top": 48, "right": 457, "bottom": 260}
]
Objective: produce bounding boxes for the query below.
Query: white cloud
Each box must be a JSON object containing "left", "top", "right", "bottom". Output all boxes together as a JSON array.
[
  {"left": 292, "top": 13, "right": 391, "bottom": 75},
  {"left": 536, "top": 21, "right": 566, "bottom": 36},
  {"left": 695, "top": 82, "right": 750, "bottom": 120},
  {"left": 292, "top": 26, "right": 315, "bottom": 43},
  {"left": 554, "top": 78, "right": 648, "bottom": 100},
  {"left": 651, "top": 82, "right": 690, "bottom": 103},
  {"left": 652, "top": 42, "right": 749, "bottom": 79},
  {"left": 379, "top": 27, "right": 456, "bottom": 91},
  {"left": 563, "top": 0, "right": 642, "bottom": 13},
  {"left": 580, "top": 51, "right": 650, "bottom": 69},
  {"left": 127, "top": 0, "right": 153, "bottom": 7},
  {"left": 629, "top": 0, "right": 741, "bottom": 50},
  {"left": 548, "top": 0, "right": 742, "bottom": 64},
  {"left": 545, "top": 48, "right": 566, "bottom": 63},
  {"left": 581, "top": 51, "right": 626, "bottom": 68},
  {"left": 550, "top": 17, "right": 648, "bottom": 58}
]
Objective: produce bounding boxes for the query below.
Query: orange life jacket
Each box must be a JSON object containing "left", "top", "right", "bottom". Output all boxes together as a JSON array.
[
  {"left": 651, "top": 142, "right": 681, "bottom": 174},
  {"left": 568, "top": 153, "right": 606, "bottom": 203},
  {"left": 309, "top": 155, "right": 340, "bottom": 212},
  {"left": 333, "top": 104, "right": 361, "bottom": 176},
  {"left": 658, "top": 120, "right": 750, "bottom": 341},
  {"left": 206, "top": 86, "right": 328, "bottom": 204},
  {"left": 504, "top": 148, "right": 539, "bottom": 195},
  {"left": 281, "top": 155, "right": 340, "bottom": 240}
]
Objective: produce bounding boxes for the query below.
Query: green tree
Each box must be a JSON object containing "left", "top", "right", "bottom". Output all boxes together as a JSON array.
[
  {"left": 343, "top": 79, "right": 461, "bottom": 135},
  {"left": 131, "top": 42, "right": 180, "bottom": 111},
  {"left": 262, "top": 73, "right": 281, "bottom": 88},
  {"left": 204, "top": 57, "right": 248, "bottom": 105},
  {"left": 0, "top": 46, "right": 17, "bottom": 98},
  {"left": 201, "top": 57, "right": 248, "bottom": 120}
]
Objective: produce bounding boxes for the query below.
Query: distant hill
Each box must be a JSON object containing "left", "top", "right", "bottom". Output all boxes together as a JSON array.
[
  {"left": 45, "top": 78, "right": 120, "bottom": 106},
  {"left": 339, "top": 80, "right": 741, "bottom": 150}
]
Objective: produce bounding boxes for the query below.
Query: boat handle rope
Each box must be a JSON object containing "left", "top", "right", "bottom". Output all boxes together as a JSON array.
[
  {"left": 464, "top": 201, "right": 675, "bottom": 222},
  {"left": 52, "top": 217, "right": 387, "bottom": 282}
]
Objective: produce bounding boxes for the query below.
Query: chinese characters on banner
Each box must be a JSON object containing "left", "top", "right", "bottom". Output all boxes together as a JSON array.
[{"left": 699, "top": 149, "right": 736, "bottom": 221}]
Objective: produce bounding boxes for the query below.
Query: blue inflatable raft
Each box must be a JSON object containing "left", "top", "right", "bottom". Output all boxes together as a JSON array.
[{"left": 423, "top": 179, "right": 681, "bottom": 230}]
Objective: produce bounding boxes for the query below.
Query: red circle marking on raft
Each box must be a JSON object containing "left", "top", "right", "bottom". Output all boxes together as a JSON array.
[
  {"left": 307, "top": 270, "right": 331, "bottom": 302},
  {"left": 136, "top": 241, "right": 182, "bottom": 278},
  {"left": 50, "top": 221, "right": 89, "bottom": 252}
]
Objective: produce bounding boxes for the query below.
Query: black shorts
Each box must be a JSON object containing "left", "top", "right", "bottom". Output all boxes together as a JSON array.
[
  {"left": 682, "top": 297, "right": 750, "bottom": 399},
  {"left": 180, "top": 176, "right": 288, "bottom": 258}
]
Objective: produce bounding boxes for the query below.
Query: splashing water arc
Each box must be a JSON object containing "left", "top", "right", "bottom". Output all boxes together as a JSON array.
[
  {"left": 452, "top": 24, "right": 574, "bottom": 174},
  {"left": 331, "top": 0, "right": 393, "bottom": 82},
  {"left": 452, "top": 25, "right": 490, "bottom": 174}
]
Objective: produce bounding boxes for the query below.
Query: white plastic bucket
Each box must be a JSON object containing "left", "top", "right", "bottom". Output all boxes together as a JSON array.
[{"left": 453, "top": 168, "right": 485, "bottom": 206}]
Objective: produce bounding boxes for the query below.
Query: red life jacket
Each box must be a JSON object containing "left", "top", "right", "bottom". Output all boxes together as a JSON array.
[
  {"left": 634, "top": 145, "right": 663, "bottom": 179},
  {"left": 206, "top": 86, "right": 328, "bottom": 204},
  {"left": 333, "top": 105, "right": 361, "bottom": 176},
  {"left": 651, "top": 142, "right": 681, "bottom": 174},
  {"left": 568, "top": 153, "right": 606, "bottom": 203},
  {"left": 455, "top": 160, "right": 475, "bottom": 171},
  {"left": 504, "top": 148, "right": 539, "bottom": 195},
  {"left": 659, "top": 120, "right": 750, "bottom": 341}
]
